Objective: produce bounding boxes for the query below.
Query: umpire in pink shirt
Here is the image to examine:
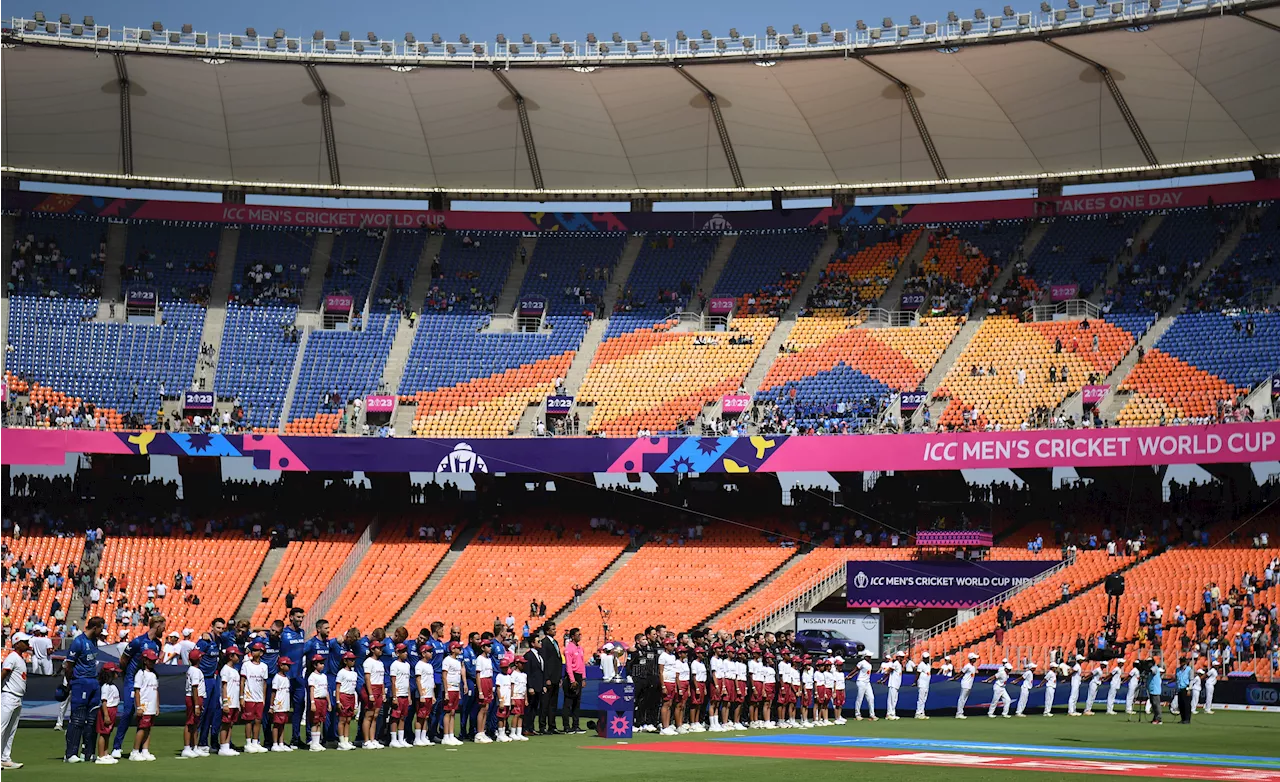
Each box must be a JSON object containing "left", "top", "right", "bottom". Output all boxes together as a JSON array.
[{"left": 562, "top": 628, "right": 587, "bottom": 734}]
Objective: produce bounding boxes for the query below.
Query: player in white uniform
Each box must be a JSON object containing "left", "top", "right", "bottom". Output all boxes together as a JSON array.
[
  {"left": 362, "top": 650, "right": 386, "bottom": 750},
  {"left": 853, "top": 651, "right": 875, "bottom": 721},
  {"left": 1, "top": 634, "right": 31, "bottom": 770},
  {"left": 914, "top": 651, "right": 932, "bottom": 719},
  {"left": 334, "top": 653, "right": 360, "bottom": 750},
  {"left": 1105, "top": 659, "right": 1125, "bottom": 715},
  {"left": 691, "top": 652, "right": 708, "bottom": 731},
  {"left": 1125, "top": 663, "right": 1141, "bottom": 714},
  {"left": 241, "top": 644, "right": 271, "bottom": 752},
  {"left": 1042, "top": 662, "right": 1059, "bottom": 716},
  {"left": 1203, "top": 666, "right": 1217, "bottom": 714},
  {"left": 831, "top": 657, "right": 846, "bottom": 725},
  {"left": 939, "top": 656, "right": 954, "bottom": 677},
  {"left": 1015, "top": 662, "right": 1036, "bottom": 716},
  {"left": 955, "top": 652, "right": 978, "bottom": 718},
  {"left": 270, "top": 658, "right": 295, "bottom": 752},
  {"left": 885, "top": 652, "right": 904, "bottom": 720},
  {"left": 987, "top": 661, "right": 1012, "bottom": 718},
  {"left": 510, "top": 658, "right": 529, "bottom": 741},
  {"left": 413, "top": 654, "right": 435, "bottom": 746},
  {"left": 132, "top": 650, "right": 160, "bottom": 761},
  {"left": 217, "top": 647, "right": 243, "bottom": 757},
  {"left": 800, "top": 660, "right": 816, "bottom": 728},
  {"left": 1083, "top": 664, "right": 1104, "bottom": 715},
  {"left": 389, "top": 647, "right": 413, "bottom": 747},
  {"left": 1067, "top": 656, "right": 1084, "bottom": 716},
  {"left": 494, "top": 660, "right": 513, "bottom": 742},
  {"left": 161, "top": 631, "right": 183, "bottom": 666},
  {"left": 441, "top": 642, "right": 465, "bottom": 746},
  {"left": 1190, "top": 668, "right": 1204, "bottom": 714}
]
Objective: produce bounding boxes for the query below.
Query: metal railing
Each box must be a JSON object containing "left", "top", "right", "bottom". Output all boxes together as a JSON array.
[
  {"left": 5, "top": 0, "right": 1253, "bottom": 66},
  {"left": 890, "top": 557, "right": 1071, "bottom": 655},
  {"left": 1030, "top": 298, "right": 1100, "bottom": 322},
  {"left": 858, "top": 307, "right": 918, "bottom": 328},
  {"left": 303, "top": 518, "right": 380, "bottom": 628},
  {"left": 745, "top": 559, "right": 846, "bottom": 635}
]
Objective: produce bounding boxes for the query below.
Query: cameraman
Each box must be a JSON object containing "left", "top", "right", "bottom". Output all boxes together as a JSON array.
[{"left": 1175, "top": 657, "right": 1193, "bottom": 724}]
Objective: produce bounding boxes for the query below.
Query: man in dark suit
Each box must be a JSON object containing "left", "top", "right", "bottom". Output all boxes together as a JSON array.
[
  {"left": 540, "top": 621, "right": 564, "bottom": 734},
  {"left": 522, "top": 631, "right": 546, "bottom": 735}
]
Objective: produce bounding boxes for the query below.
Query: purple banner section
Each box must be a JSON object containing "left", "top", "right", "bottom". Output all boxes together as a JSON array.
[
  {"left": 546, "top": 395, "right": 574, "bottom": 415},
  {"left": 1050, "top": 283, "right": 1079, "bottom": 302},
  {"left": 10, "top": 180, "right": 1280, "bottom": 234},
  {"left": 847, "top": 560, "right": 1056, "bottom": 608},
  {"left": 324, "top": 294, "right": 354, "bottom": 313},
  {"left": 707, "top": 297, "right": 736, "bottom": 316},
  {"left": 915, "top": 530, "right": 993, "bottom": 547},
  {"left": 519, "top": 296, "right": 547, "bottom": 317},
  {"left": 2, "top": 422, "right": 1278, "bottom": 473},
  {"left": 900, "top": 292, "right": 927, "bottom": 309},
  {"left": 899, "top": 391, "right": 927, "bottom": 412},
  {"left": 182, "top": 390, "right": 214, "bottom": 411},
  {"left": 126, "top": 288, "right": 156, "bottom": 307}
]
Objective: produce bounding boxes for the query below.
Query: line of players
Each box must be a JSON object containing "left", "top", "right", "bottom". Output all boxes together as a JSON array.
[{"left": 61, "top": 611, "right": 538, "bottom": 764}]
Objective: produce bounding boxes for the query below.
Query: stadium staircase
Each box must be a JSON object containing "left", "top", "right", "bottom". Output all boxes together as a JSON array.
[
  {"left": 877, "top": 228, "right": 934, "bottom": 311},
  {"left": 546, "top": 546, "right": 641, "bottom": 625},
  {"left": 924, "top": 552, "right": 1148, "bottom": 659},
  {"left": 299, "top": 231, "right": 335, "bottom": 312},
  {"left": 700, "top": 547, "right": 808, "bottom": 629},
  {"left": 557, "top": 235, "right": 647, "bottom": 431},
  {"left": 749, "top": 558, "right": 848, "bottom": 635},
  {"left": 389, "top": 523, "right": 481, "bottom": 628},
  {"left": 406, "top": 233, "right": 447, "bottom": 314},
  {"left": 1087, "top": 210, "right": 1254, "bottom": 422},
  {"left": 96, "top": 223, "right": 128, "bottom": 320},
  {"left": 696, "top": 234, "right": 737, "bottom": 304},
  {"left": 359, "top": 229, "right": 395, "bottom": 323},
  {"left": 912, "top": 317, "right": 983, "bottom": 428},
  {"left": 193, "top": 227, "right": 240, "bottom": 392},
  {"left": 1091, "top": 214, "right": 1165, "bottom": 305},
  {"left": 492, "top": 236, "right": 537, "bottom": 317},
  {"left": 985, "top": 218, "right": 1050, "bottom": 303},
  {"left": 302, "top": 518, "right": 383, "bottom": 629},
  {"left": 739, "top": 230, "right": 842, "bottom": 400},
  {"left": 233, "top": 544, "right": 289, "bottom": 622},
  {"left": 277, "top": 326, "right": 312, "bottom": 431},
  {"left": 0, "top": 214, "right": 11, "bottom": 377}
]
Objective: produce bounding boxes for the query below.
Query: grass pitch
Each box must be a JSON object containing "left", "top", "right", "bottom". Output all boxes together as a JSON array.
[{"left": 13, "top": 710, "right": 1279, "bottom": 781}]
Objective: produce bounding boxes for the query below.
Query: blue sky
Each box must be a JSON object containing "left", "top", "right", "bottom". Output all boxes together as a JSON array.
[{"left": 13, "top": 0, "right": 1247, "bottom": 211}]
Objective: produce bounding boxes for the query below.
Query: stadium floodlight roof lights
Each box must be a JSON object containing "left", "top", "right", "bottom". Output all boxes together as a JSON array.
[{"left": 2, "top": 0, "right": 1258, "bottom": 63}]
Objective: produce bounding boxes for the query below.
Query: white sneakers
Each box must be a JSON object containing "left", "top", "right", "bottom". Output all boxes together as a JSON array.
[
  {"left": 473, "top": 734, "right": 493, "bottom": 744},
  {"left": 441, "top": 735, "right": 464, "bottom": 746},
  {"left": 217, "top": 747, "right": 239, "bottom": 757},
  {"left": 94, "top": 755, "right": 117, "bottom": 765},
  {"left": 196, "top": 746, "right": 211, "bottom": 756},
  {"left": 245, "top": 743, "right": 270, "bottom": 753},
  {"left": 336, "top": 740, "right": 354, "bottom": 751},
  {"left": 180, "top": 748, "right": 198, "bottom": 758},
  {"left": 413, "top": 737, "right": 433, "bottom": 747},
  {"left": 65, "top": 755, "right": 83, "bottom": 764},
  {"left": 309, "top": 742, "right": 326, "bottom": 752},
  {"left": 129, "top": 750, "right": 156, "bottom": 762},
  {"left": 270, "top": 744, "right": 290, "bottom": 752},
  {"left": 659, "top": 725, "right": 678, "bottom": 736},
  {"left": 111, "top": 750, "right": 122, "bottom": 759}
]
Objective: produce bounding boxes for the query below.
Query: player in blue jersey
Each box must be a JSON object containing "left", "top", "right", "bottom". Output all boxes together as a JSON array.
[
  {"left": 280, "top": 607, "right": 308, "bottom": 747},
  {"left": 261, "top": 620, "right": 284, "bottom": 740},
  {"left": 427, "top": 622, "right": 448, "bottom": 741},
  {"left": 460, "top": 632, "right": 481, "bottom": 740},
  {"left": 195, "top": 617, "right": 232, "bottom": 753},
  {"left": 111, "top": 616, "right": 165, "bottom": 758},
  {"left": 486, "top": 632, "right": 507, "bottom": 736},
  {"left": 302, "top": 619, "right": 343, "bottom": 742},
  {"left": 63, "top": 616, "right": 105, "bottom": 762}
]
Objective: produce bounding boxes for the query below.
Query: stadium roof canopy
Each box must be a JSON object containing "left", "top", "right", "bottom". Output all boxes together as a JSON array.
[{"left": 3, "top": 0, "right": 1279, "bottom": 202}]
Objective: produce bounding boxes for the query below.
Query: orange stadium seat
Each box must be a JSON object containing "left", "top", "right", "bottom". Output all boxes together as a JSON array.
[
  {"left": 406, "top": 354, "right": 574, "bottom": 437},
  {"left": 1117, "top": 350, "right": 1245, "bottom": 426},
  {"left": 580, "top": 316, "right": 777, "bottom": 435},
  {"left": 1, "top": 534, "right": 84, "bottom": 634},
  {"left": 558, "top": 529, "right": 796, "bottom": 651},
  {"left": 953, "top": 547, "right": 1279, "bottom": 666},
  {"left": 407, "top": 522, "right": 627, "bottom": 639},
  {"left": 250, "top": 533, "right": 362, "bottom": 628},
  {"left": 95, "top": 535, "right": 269, "bottom": 640},
  {"left": 934, "top": 317, "right": 1136, "bottom": 429},
  {"left": 327, "top": 521, "right": 452, "bottom": 634},
  {"left": 809, "top": 230, "right": 922, "bottom": 314}
]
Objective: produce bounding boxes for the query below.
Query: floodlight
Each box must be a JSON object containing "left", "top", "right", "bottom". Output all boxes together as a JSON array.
[
  {"left": 807, "top": 33, "right": 818, "bottom": 43},
  {"left": 586, "top": 32, "right": 596, "bottom": 43},
  {"left": 882, "top": 17, "right": 893, "bottom": 28},
  {"left": 741, "top": 38, "right": 752, "bottom": 49},
  {"left": 676, "top": 30, "right": 686, "bottom": 41},
  {"left": 1149, "top": 0, "right": 1160, "bottom": 8},
  {"left": 1069, "top": 0, "right": 1080, "bottom": 7},
  {"left": 313, "top": 30, "right": 324, "bottom": 41},
  {"left": 562, "top": 43, "right": 573, "bottom": 53},
  {"left": 856, "top": 20, "right": 867, "bottom": 30},
  {"left": 169, "top": 32, "right": 180, "bottom": 43},
  {"left": 354, "top": 41, "right": 364, "bottom": 51},
  {"left": 925, "top": 22, "right": 938, "bottom": 33},
  {"left": 472, "top": 43, "right": 483, "bottom": 54},
  {"left": 288, "top": 39, "right": 299, "bottom": 51},
  {"left": 777, "top": 34, "right": 788, "bottom": 46},
  {"left": 417, "top": 43, "right": 428, "bottom": 53},
  {"left": 138, "top": 29, "right": 150, "bottom": 40},
  {"left": 509, "top": 43, "right": 520, "bottom": 54},
  {"left": 549, "top": 33, "right": 560, "bottom": 44},
  {"left": 910, "top": 15, "right": 922, "bottom": 25},
  {"left": 152, "top": 21, "right": 163, "bottom": 32},
  {"left": 231, "top": 36, "right": 242, "bottom": 46},
  {"left": 446, "top": 44, "right": 456, "bottom": 54},
  {"left": 405, "top": 32, "right": 416, "bottom": 43},
  {"left": 245, "top": 28, "right": 256, "bottom": 39},
  {"left": 628, "top": 42, "right": 638, "bottom": 52},
  {"left": 821, "top": 22, "right": 832, "bottom": 33},
  {"left": 716, "top": 39, "right": 726, "bottom": 50},
  {"left": 1041, "top": 1, "right": 1052, "bottom": 10},
  {"left": 870, "top": 28, "right": 881, "bottom": 39},
  {"left": 536, "top": 44, "right": 546, "bottom": 54},
  {"left": 792, "top": 24, "right": 803, "bottom": 35},
  {"left": 1083, "top": 6, "right": 1096, "bottom": 16},
  {"left": 59, "top": 12, "right": 70, "bottom": 24},
  {"left": 948, "top": 11, "right": 959, "bottom": 21},
  {"left": 961, "top": 19, "right": 973, "bottom": 30},
  {"left": 340, "top": 31, "right": 350, "bottom": 41},
  {"left": 431, "top": 33, "right": 441, "bottom": 44},
  {"left": 96, "top": 25, "right": 108, "bottom": 38},
  {"left": 1056, "top": 9, "right": 1068, "bottom": 19},
  {"left": 459, "top": 33, "right": 469, "bottom": 44},
  {"left": 266, "top": 37, "right": 276, "bottom": 49},
  {"left": 83, "top": 16, "right": 94, "bottom": 27},
  {"left": 641, "top": 31, "right": 651, "bottom": 42},
  {"left": 653, "top": 41, "right": 665, "bottom": 53},
  {"left": 833, "top": 31, "right": 846, "bottom": 43},
  {"left": 766, "top": 25, "right": 776, "bottom": 36},
  {"left": 974, "top": 9, "right": 986, "bottom": 20},
  {"left": 598, "top": 43, "right": 609, "bottom": 53},
  {"left": 702, "top": 29, "right": 712, "bottom": 41},
  {"left": 613, "top": 32, "right": 622, "bottom": 43},
  {"left": 523, "top": 33, "right": 532, "bottom": 44},
  {"left": 181, "top": 23, "right": 192, "bottom": 34},
  {"left": 325, "top": 41, "right": 335, "bottom": 51},
  {"left": 274, "top": 28, "right": 285, "bottom": 39},
  {"left": 688, "top": 40, "right": 698, "bottom": 51},
  {"left": 897, "top": 26, "right": 909, "bottom": 37},
  {"left": 71, "top": 24, "right": 82, "bottom": 35},
  {"left": 366, "top": 31, "right": 377, "bottom": 41},
  {"left": 496, "top": 33, "right": 506, "bottom": 44},
  {"left": 33, "top": 12, "right": 45, "bottom": 23},
  {"left": 1019, "top": 13, "right": 1031, "bottom": 23},
  {"left": 990, "top": 17, "right": 1002, "bottom": 27}
]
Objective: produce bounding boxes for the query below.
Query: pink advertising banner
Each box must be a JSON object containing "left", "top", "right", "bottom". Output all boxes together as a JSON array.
[
  {"left": 324, "top": 294, "right": 354, "bottom": 313},
  {"left": 752, "top": 423, "right": 1280, "bottom": 472},
  {"left": 365, "top": 395, "right": 396, "bottom": 413},
  {"left": 722, "top": 395, "right": 751, "bottom": 415},
  {"left": 707, "top": 297, "right": 736, "bottom": 316},
  {"left": 1081, "top": 385, "right": 1111, "bottom": 405},
  {"left": 1050, "top": 283, "right": 1080, "bottom": 302}
]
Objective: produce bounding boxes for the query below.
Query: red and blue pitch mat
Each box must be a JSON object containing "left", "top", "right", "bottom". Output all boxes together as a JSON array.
[{"left": 594, "top": 735, "right": 1280, "bottom": 780}]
